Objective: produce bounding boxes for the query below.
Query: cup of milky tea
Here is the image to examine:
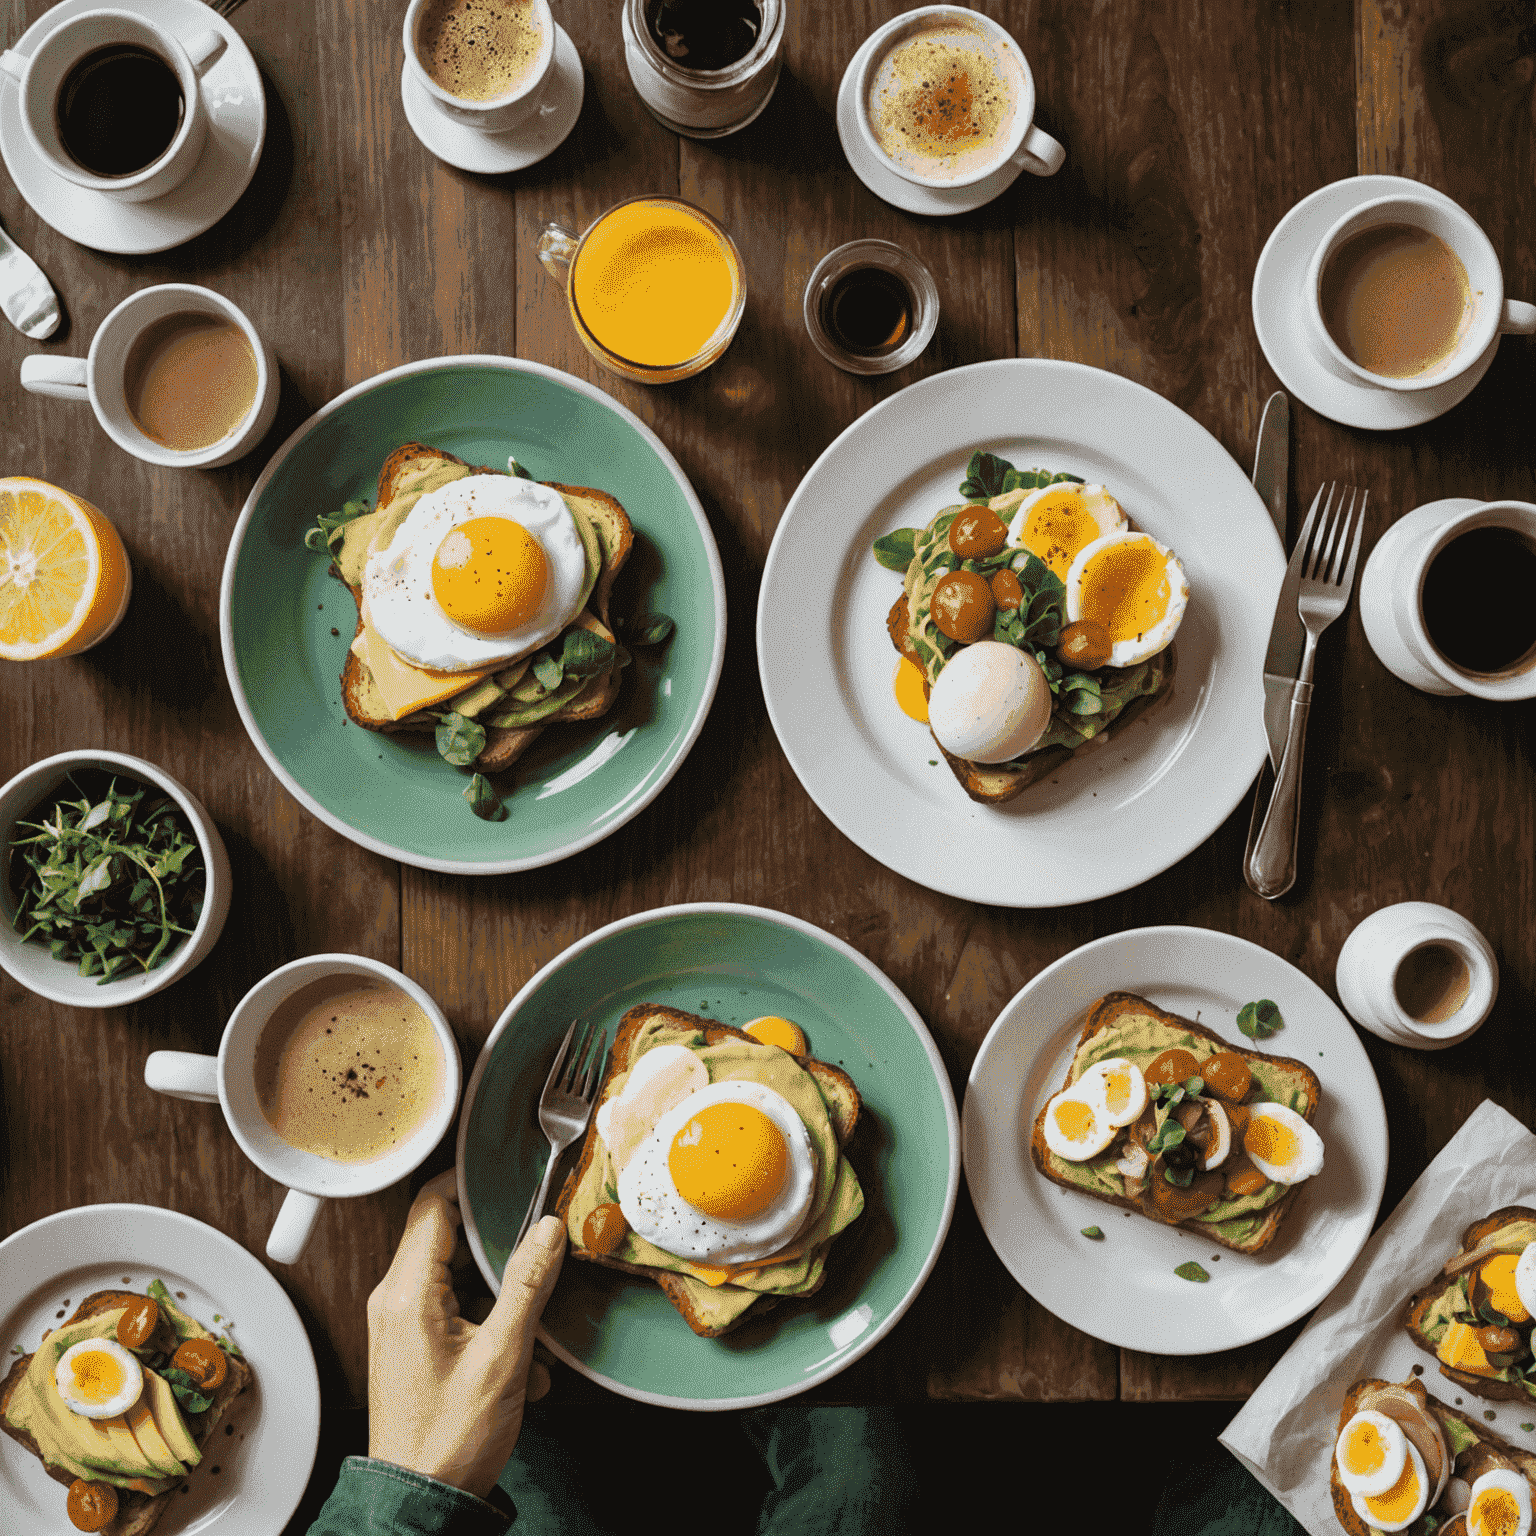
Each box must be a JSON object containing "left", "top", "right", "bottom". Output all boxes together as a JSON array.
[
  {"left": 403, "top": 0, "right": 556, "bottom": 133},
  {"left": 145, "top": 954, "right": 462, "bottom": 1265},
  {"left": 854, "top": 5, "right": 1064, "bottom": 188},
  {"left": 1304, "top": 191, "right": 1536, "bottom": 393},
  {"left": 19, "top": 284, "right": 278, "bottom": 469},
  {"left": 536, "top": 195, "right": 746, "bottom": 383}
]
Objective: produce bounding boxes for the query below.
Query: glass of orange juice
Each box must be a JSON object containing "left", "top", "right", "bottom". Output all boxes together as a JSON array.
[{"left": 536, "top": 196, "right": 745, "bottom": 383}]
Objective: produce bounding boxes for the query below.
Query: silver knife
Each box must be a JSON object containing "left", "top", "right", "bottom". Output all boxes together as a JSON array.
[
  {"left": 0, "top": 217, "right": 60, "bottom": 340},
  {"left": 1259, "top": 489, "right": 1320, "bottom": 775},
  {"left": 1252, "top": 392, "right": 1288, "bottom": 546}
]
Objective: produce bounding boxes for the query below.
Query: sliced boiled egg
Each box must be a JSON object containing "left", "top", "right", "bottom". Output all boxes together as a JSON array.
[
  {"left": 1468, "top": 1469, "right": 1533, "bottom": 1536},
  {"left": 1351, "top": 1439, "right": 1430, "bottom": 1532},
  {"left": 1336, "top": 1410, "right": 1410, "bottom": 1498},
  {"left": 1041, "top": 1085, "right": 1116, "bottom": 1162},
  {"left": 1513, "top": 1241, "right": 1536, "bottom": 1322},
  {"left": 1002, "top": 483, "right": 1129, "bottom": 579},
  {"left": 1078, "top": 1058, "right": 1147, "bottom": 1129},
  {"left": 1242, "top": 1102, "right": 1324, "bottom": 1185},
  {"left": 1200, "top": 1100, "right": 1232, "bottom": 1171},
  {"left": 928, "top": 641, "right": 1052, "bottom": 764},
  {"left": 1064, "top": 530, "right": 1188, "bottom": 668},
  {"left": 54, "top": 1338, "right": 143, "bottom": 1419}
]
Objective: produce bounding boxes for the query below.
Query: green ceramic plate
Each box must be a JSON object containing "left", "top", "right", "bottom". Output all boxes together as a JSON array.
[
  {"left": 220, "top": 357, "right": 725, "bottom": 872},
  {"left": 457, "top": 904, "right": 960, "bottom": 1409}
]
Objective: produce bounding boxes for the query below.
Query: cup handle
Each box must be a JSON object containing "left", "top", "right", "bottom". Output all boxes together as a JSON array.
[
  {"left": 184, "top": 28, "right": 227, "bottom": 78},
  {"left": 1012, "top": 123, "right": 1065, "bottom": 177},
  {"left": 0, "top": 49, "right": 27, "bottom": 85},
  {"left": 536, "top": 221, "right": 579, "bottom": 286},
  {"left": 266, "top": 1189, "right": 324, "bottom": 1266},
  {"left": 1500, "top": 298, "right": 1536, "bottom": 336},
  {"left": 144, "top": 1050, "right": 220, "bottom": 1104},
  {"left": 20, "top": 356, "right": 89, "bottom": 400}
]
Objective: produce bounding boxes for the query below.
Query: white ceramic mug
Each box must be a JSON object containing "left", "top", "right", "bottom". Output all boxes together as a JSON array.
[
  {"left": 1303, "top": 191, "right": 1536, "bottom": 392},
  {"left": 144, "top": 954, "right": 462, "bottom": 1265},
  {"left": 1335, "top": 902, "right": 1497, "bottom": 1050},
  {"left": 402, "top": 0, "right": 557, "bottom": 133},
  {"left": 19, "top": 284, "right": 278, "bottom": 469},
  {"left": 854, "top": 5, "right": 1064, "bottom": 187},
  {"left": 0, "top": 8, "right": 225, "bottom": 203}
]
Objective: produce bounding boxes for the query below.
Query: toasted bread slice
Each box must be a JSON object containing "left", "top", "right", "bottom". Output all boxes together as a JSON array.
[
  {"left": 555, "top": 1004, "right": 862, "bottom": 1338},
  {"left": 1028, "top": 992, "right": 1323, "bottom": 1255},
  {"left": 333, "top": 444, "right": 635, "bottom": 774},
  {"left": 1, "top": 1291, "right": 251, "bottom": 1536},
  {"left": 1401, "top": 1207, "right": 1536, "bottom": 1405}
]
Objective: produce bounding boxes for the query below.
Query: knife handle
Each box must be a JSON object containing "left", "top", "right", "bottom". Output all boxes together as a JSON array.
[{"left": 1245, "top": 680, "right": 1313, "bottom": 900}]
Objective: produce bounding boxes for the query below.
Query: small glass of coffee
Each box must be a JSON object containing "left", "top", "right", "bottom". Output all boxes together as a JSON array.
[{"left": 802, "top": 239, "right": 939, "bottom": 376}]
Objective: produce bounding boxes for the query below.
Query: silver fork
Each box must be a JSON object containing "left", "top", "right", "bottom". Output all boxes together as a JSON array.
[
  {"left": 1245, "top": 483, "right": 1367, "bottom": 899},
  {"left": 209, "top": 0, "right": 249, "bottom": 15},
  {"left": 513, "top": 1019, "right": 606, "bottom": 1252}
]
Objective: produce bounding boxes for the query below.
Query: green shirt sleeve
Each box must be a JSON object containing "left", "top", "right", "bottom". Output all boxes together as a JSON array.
[{"left": 306, "top": 1457, "right": 514, "bottom": 1535}]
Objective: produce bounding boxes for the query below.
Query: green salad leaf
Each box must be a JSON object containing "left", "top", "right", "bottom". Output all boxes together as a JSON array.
[
  {"left": 158, "top": 1366, "right": 213, "bottom": 1416},
  {"left": 1237, "top": 1000, "right": 1284, "bottom": 1040},
  {"left": 958, "top": 450, "right": 1085, "bottom": 502},
  {"left": 628, "top": 613, "right": 675, "bottom": 647},
  {"left": 872, "top": 528, "right": 918, "bottom": 571},
  {"left": 1081, "top": 1226, "right": 1104, "bottom": 1240},
  {"left": 305, "top": 496, "right": 372, "bottom": 555},
  {"left": 1174, "top": 1262, "right": 1211, "bottom": 1283},
  {"left": 507, "top": 457, "right": 533, "bottom": 480},
  {"left": 463, "top": 774, "right": 503, "bottom": 821}
]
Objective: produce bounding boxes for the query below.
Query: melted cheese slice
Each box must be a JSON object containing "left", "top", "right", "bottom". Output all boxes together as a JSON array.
[{"left": 350, "top": 622, "right": 498, "bottom": 721}]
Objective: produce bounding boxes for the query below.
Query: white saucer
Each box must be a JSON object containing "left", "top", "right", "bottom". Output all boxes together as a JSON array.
[
  {"left": 1252, "top": 175, "right": 1500, "bottom": 431},
  {"left": 1358, "top": 497, "right": 1481, "bottom": 693},
  {"left": 0, "top": 0, "right": 265, "bottom": 255},
  {"left": 400, "top": 24, "right": 583, "bottom": 175},
  {"left": 835, "top": 33, "right": 1026, "bottom": 215}
]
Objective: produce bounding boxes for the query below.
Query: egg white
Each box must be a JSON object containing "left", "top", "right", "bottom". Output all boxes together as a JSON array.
[
  {"left": 1064, "top": 530, "right": 1189, "bottom": 668},
  {"left": 55, "top": 1338, "right": 143, "bottom": 1419},
  {"left": 1242, "top": 1102, "right": 1324, "bottom": 1185},
  {"left": 1351, "top": 1440, "right": 1430, "bottom": 1532},
  {"left": 1468, "top": 1468, "right": 1534, "bottom": 1536},
  {"left": 362, "top": 474, "right": 589, "bottom": 671},
  {"left": 1078, "top": 1057, "right": 1147, "bottom": 1130},
  {"left": 1041, "top": 1083, "right": 1117, "bottom": 1162},
  {"left": 1513, "top": 1241, "right": 1536, "bottom": 1322},
  {"left": 928, "top": 642, "right": 1052, "bottom": 764},
  {"left": 1335, "top": 1410, "right": 1410, "bottom": 1498},
  {"left": 616, "top": 1080, "right": 818, "bottom": 1265}
]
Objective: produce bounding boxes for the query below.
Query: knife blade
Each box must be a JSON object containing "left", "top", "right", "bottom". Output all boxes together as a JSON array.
[
  {"left": 0, "top": 217, "right": 60, "bottom": 340},
  {"left": 1252, "top": 392, "right": 1288, "bottom": 546},
  {"left": 1260, "top": 486, "right": 1326, "bottom": 773}
]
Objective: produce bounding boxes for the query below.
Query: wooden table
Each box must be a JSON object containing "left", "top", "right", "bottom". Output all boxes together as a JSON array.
[{"left": 3, "top": 0, "right": 1534, "bottom": 1511}]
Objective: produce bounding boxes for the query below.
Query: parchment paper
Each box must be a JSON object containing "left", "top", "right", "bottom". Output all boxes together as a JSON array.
[{"left": 1220, "top": 1098, "right": 1536, "bottom": 1535}]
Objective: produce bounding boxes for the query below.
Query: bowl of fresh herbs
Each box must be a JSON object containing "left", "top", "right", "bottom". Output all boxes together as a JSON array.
[{"left": 0, "top": 751, "right": 232, "bottom": 1007}]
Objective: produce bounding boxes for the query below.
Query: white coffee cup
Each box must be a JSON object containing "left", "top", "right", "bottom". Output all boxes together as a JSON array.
[
  {"left": 402, "top": 0, "right": 556, "bottom": 134},
  {"left": 0, "top": 9, "right": 226, "bottom": 203},
  {"left": 854, "top": 5, "right": 1064, "bottom": 187},
  {"left": 1335, "top": 902, "right": 1497, "bottom": 1050},
  {"left": 19, "top": 284, "right": 278, "bottom": 469},
  {"left": 145, "top": 954, "right": 462, "bottom": 1265},
  {"left": 1303, "top": 191, "right": 1536, "bottom": 393}
]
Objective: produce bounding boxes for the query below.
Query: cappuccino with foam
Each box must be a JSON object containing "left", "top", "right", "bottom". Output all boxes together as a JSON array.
[{"left": 415, "top": 0, "right": 543, "bottom": 101}]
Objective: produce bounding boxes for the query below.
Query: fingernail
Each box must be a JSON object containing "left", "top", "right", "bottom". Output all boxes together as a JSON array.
[{"left": 534, "top": 1215, "right": 565, "bottom": 1250}]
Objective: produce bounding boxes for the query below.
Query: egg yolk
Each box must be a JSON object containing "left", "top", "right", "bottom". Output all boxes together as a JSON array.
[
  {"left": 893, "top": 656, "right": 929, "bottom": 722},
  {"left": 1101, "top": 1063, "right": 1137, "bottom": 1118},
  {"left": 744, "top": 1016, "right": 807, "bottom": 1054},
  {"left": 1245, "top": 1115, "right": 1298, "bottom": 1168},
  {"left": 1051, "top": 1096, "right": 1100, "bottom": 1145},
  {"left": 1077, "top": 537, "right": 1172, "bottom": 641},
  {"left": 68, "top": 1349, "right": 126, "bottom": 1404},
  {"left": 1470, "top": 1487, "right": 1524, "bottom": 1536},
  {"left": 669, "top": 1102, "right": 788, "bottom": 1220},
  {"left": 431, "top": 517, "right": 549, "bottom": 634},
  {"left": 1481, "top": 1254, "right": 1532, "bottom": 1323},
  {"left": 1019, "top": 489, "right": 1107, "bottom": 578},
  {"left": 1364, "top": 1455, "right": 1422, "bottom": 1525},
  {"left": 1341, "top": 1420, "right": 1389, "bottom": 1477}
]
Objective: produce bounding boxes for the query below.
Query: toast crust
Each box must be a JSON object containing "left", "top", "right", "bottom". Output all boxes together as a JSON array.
[
  {"left": 554, "top": 1004, "right": 862, "bottom": 1338},
  {"left": 1028, "top": 992, "right": 1323, "bottom": 1255},
  {"left": 0, "top": 1291, "right": 252, "bottom": 1536}
]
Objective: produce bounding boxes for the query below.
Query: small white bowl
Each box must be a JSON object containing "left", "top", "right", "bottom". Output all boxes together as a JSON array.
[{"left": 0, "top": 751, "right": 232, "bottom": 1008}]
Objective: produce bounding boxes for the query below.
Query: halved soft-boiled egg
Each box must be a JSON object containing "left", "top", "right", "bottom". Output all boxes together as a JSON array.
[
  {"left": 1513, "top": 1241, "right": 1536, "bottom": 1322},
  {"left": 1242, "top": 1103, "right": 1324, "bottom": 1185},
  {"left": 1041, "top": 1084, "right": 1117, "bottom": 1162},
  {"left": 55, "top": 1338, "right": 143, "bottom": 1419},
  {"left": 1077, "top": 1058, "right": 1147, "bottom": 1129},
  {"left": 1352, "top": 1440, "right": 1431, "bottom": 1532},
  {"left": 928, "top": 641, "right": 1052, "bottom": 764},
  {"left": 1002, "top": 483, "right": 1129, "bottom": 579},
  {"left": 1064, "top": 530, "right": 1188, "bottom": 668},
  {"left": 1336, "top": 1410, "right": 1410, "bottom": 1498},
  {"left": 1467, "top": 1468, "right": 1533, "bottom": 1536}
]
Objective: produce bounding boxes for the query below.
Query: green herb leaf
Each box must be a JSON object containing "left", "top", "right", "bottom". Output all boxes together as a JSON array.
[
  {"left": 158, "top": 1367, "right": 213, "bottom": 1415},
  {"left": 560, "top": 628, "right": 616, "bottom": 680},
  {"left": 1164, "top": 1163, "right": 1196, "bottom": 1187},
  {"left": 435, "top": 713, "right": 485, "bottom": 768},
  {"left": 959, "top": 451, "right": 1016, "bottom": 501},
  {"left": 1479, "top": 1300, "right": 1512, "bottom": 1329},
  {"left": 1521, "top": 1423, "right": 1533, "bottom": 1432},
  {"left": 873, "top": 528, "right": 918, "bottom": 571},
  {"left": 1184, "top": 1076, "right": 1206, "bottom": 1097},
  {"left": 1237, "top": 999, "right": 1284, "bottom": 1040},
  {"left": 308, "top": 496, "right": 372, "bottom": 555},
  {"left": 1175, "top": 1262, "right": 1211, "bottom": 1283},
  {"left": 464, "top": 774, "right": 503, "bottom": 821},
  {"left": 1080, "top": 1226, "right": 1104, "bottom": 1240},
  {"left": 629, "top": 613, "right": 675, "bottom": 647},
  {"left": 1147, "top": 1121, "right": 1186, "bottom": 1154},
  {"left": 507, "top": 457, "right": 533, "bottom": 480}
]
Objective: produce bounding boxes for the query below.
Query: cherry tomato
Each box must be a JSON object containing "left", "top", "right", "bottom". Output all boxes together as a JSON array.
[
  {"left": 930, "top": 571, "right": 996, "bottom": 643},
  {"left": 1055, "top": 618, "right": 1113, "bottom": 670},
  {"left": 1223, "top": 1154, "right": 1269, "bottom": 1197},
  {"left": 991, "top": 569, "right": 1024, "bottom": 612},
  {"left": 171, "top": 1336, "right": 227, "bottom": 1391},
  {"left": 947, "top": 507, "right": 1008, "bottom": 560},
  {"left": 116, "top": 1297, "right": 160, "bottom": 1351},
  {"left": 1200, "top": 1051, "right": 1252, "bottom": 1103},
  {"left": 1475, "top": 1323, "right": 1523, "bottom": 1355},
  {"left": 67, "top": 1480, "right": 118, "bottom": 1532},
  {"left": 1144, "top": 1048, "right": 1202, "bottom": 1087},
  {"left": 582, "top": 1202, "right": 629, "bottom": 1256}
]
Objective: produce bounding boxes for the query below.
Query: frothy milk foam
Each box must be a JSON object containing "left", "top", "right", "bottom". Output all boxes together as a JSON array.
[{"left": 416, "top": 0, "right": 544, "bottom": 102}]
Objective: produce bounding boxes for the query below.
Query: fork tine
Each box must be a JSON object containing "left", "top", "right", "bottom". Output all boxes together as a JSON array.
[
  {"left": 1293, "top": 482, "right": 1327, "bottom": 562},
  {"left": 543, "top": 1018, "right": 580, "bottom": 1096},
  {"left": 577, "top": 1029, "right": 606, "bottom": 1099},
  {"left": 1325, "top": 489, "right": 1359, "bottom": 584},
  {"left": 558, "top": 1022, "right": 592, "bottom": 1092},
  {"left": 1307, "top": 483, "right": 1341, "bottom": 580},
  {"left": 1336, "top": 491, "right": 1368, "bottom": 594}
]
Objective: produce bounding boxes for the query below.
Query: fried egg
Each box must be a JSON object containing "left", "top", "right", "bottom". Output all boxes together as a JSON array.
[
  {"left": 928, "top": 641, "right": 1052, "bottom": 763},
  {"left": 616, "top": 1080, "right": 817, "bottom": 1264},
  {"left": 595, "top": 1043, "right": 709, "bottom": 1174},
  {"left": 1077, "top": 1057, "right": 1147, "bottom": 1129},
  {"left": 1336, "top": 1410, "right": 1410, "bottom": 1498},
  {"left": 55, "top": 1338, "right": 143, "bottom": 1419},
  {"left": 1064, "top": 530, "right": 1189, "bottom": 667},
  {"left": 1041, "top": 1079, "right": 1117, "bottom": 1162},
  {"left": 1468, "top": 1468, "right": 1533, "bottom": 1536},
  {"left": 362, "top": 474, "right": 589, "bottom": 671},
  {"left": 1242, "top": 1102, "right": 1324, "bottom": 1185},
  {"left": 1513, "top": 1241, "right": 1536, "bottom": 1322},
  {"left": 1004, "top": 483, "right": 1129, "bottom": 579},
  {"left": 1351, "top": 1440, "right": 1430, "bottom": 1532}
]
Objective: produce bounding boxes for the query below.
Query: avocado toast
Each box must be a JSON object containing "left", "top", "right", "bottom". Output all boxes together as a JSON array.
[
  {"left": 1029, "top": 992, "right": 1323, "bottom": 1255},
  {"left": 1, "top": 1285, "right": 250, "bottom": 1536},
  {"left": 556, "top": 1004, "right": 865, "bottom": 1338}
]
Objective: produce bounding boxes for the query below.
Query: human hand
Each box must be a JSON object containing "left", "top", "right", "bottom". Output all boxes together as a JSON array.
[{"left": 367, "top": 1168, "right": 566, "bottom": 1499}]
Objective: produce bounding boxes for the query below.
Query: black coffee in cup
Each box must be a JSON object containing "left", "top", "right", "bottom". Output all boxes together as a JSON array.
[
  {"left": 56, "top": 43, "right": 184, "bottom": 178},
  {"left": 1421, "top": 525, "right": 1536, "bottom": 673}
]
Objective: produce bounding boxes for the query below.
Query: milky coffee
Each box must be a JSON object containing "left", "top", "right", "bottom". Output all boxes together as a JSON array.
[
  {"left": 865, "top": 16, "right": 1024, "bottom": 183},
  {"left": 416, "top": 0, "right": 544, "bottom": 102}
]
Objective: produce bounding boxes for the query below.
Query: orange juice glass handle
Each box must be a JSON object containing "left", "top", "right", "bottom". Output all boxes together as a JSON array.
[{"left": 536, "top": 221, "right": 581, "bottom": 287}]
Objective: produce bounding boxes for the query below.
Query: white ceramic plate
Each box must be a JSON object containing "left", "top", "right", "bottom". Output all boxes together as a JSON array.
[
  {"left": 757, "top": 358, "right": 1284, "bottom": 907},
  {"left": 0, "top": 1205, "right": 318, "bottom": 1535},
  {"left": 962, "top": 927, "right": 1388, "bottom": 1354}
]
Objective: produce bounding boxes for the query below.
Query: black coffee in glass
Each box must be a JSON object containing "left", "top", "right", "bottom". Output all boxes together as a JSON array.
[
  {"left": 56, "top": 44, "right": 184, "bottom": 178},
  {"left": 821, "top": 267, "right": 914, "bottom": 356},
  {"left": 644, "top": 0, "right": 761, "bottom": 71}
]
